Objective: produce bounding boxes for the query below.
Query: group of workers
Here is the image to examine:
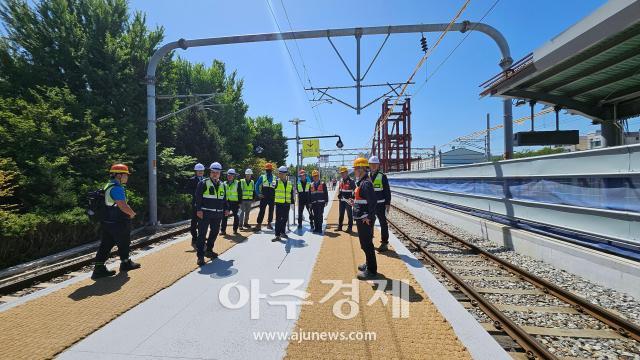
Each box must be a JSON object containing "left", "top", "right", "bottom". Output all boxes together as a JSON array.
[{"left": 91, "top": 156, "right": 391, "bottom": 280}]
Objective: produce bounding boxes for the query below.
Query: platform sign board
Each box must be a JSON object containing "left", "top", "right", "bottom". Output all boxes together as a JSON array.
[{"left": 302, "top": 139, "right": 320, "bottom": 158}]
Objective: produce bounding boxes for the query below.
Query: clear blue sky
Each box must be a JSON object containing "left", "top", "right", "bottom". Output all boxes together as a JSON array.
[{"left": 130, "top": 0, "right": 625, "bottom": 165}]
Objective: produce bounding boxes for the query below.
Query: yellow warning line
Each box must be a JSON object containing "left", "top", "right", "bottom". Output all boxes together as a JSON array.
[
  {"left": 0, "top": 222, "right": 256, "bottom": 360},
  {"left": 285, "top": 199, "right": 471, "bottom": 359}
]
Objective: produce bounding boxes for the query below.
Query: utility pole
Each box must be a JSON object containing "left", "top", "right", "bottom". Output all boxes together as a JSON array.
[
  {"left": 432, "top": 146, "right": 437, "bottom": 169},
  {"left": 486, "top": 113, "right": 491, "bottom": 161},
  {"left": 289, "top": 118, "right": 305, "bottom": 226}
]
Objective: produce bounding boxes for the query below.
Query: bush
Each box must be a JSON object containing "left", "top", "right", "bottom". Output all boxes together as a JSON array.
[
  {"left": 0, "top": 208, "right": 98, "bottom": 269},
  {"left": 158, "top": 193, "right": 191, "bottom": 224}
]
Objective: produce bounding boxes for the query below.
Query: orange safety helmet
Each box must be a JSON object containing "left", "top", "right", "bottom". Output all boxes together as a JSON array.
[
  {"left": 109, "top": 163, "right": 130, "bottom": 174},
  {"left": 353, "top": 157, "right": 368, "bottom": 168},
  {"left": 311, "top": 169, "right": 319, "bottom": 177},
  {"left": 264, "top": 162, "right": 274, "bottom": 170}
]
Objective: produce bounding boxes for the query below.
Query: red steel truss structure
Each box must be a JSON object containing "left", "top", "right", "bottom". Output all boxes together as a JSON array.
[{"left": 371, "top": 98, "right": 412, "bottom": 172}]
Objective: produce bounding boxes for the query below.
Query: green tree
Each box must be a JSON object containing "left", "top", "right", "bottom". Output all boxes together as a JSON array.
[{"left": 250, "top": 115, "right": 288, "bottom": 165}]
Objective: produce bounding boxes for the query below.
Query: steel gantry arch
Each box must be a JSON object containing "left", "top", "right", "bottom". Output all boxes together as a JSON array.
[{"left": 145, "top": 22, "right": 512, "bottom": 225}]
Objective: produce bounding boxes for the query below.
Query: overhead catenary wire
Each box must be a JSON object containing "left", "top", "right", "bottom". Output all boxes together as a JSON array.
[
  {"left": 266, "top": 0, "right": 327, "bottom": 134},
  {"left": 366, "top": 0, "right": 472, "bottom": 149},
  {"left": 439, "top": 107, "right": 554, "bottom": 148},
  {"left": 279, "top": 0, "right": 327, "bottom": 134},
  {"left": 414, "top": 0, "right": 501, "bottom": 96}
]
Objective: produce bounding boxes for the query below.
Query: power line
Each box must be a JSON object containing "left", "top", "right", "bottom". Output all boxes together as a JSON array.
[
  {"left": 414, "top": 0, "right": 501, "bottom": 96},
  {"left": 265, "top": 0, "right": 326, "bottom": 134},
  {"left": 366, "top": 0, "right": 472, "bottom": 148},
  {"left": 278, "top": 0, "right": 326, "bottom": 134},
  {"left": 279, "top": 0, "right": 313, "bottom": 90}
]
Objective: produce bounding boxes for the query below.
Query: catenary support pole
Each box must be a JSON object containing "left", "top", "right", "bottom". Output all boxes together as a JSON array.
[{"left": 146, "top": 23, "right": 511, "bottom": 225}]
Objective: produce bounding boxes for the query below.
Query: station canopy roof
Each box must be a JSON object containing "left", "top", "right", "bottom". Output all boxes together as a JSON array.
[{"left": 480, "top": 0, "right": 640, "bottom": 122}]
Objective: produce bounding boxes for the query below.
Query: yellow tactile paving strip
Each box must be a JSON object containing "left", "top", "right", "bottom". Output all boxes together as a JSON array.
[
  {"left": 285, "top": 199, "right": 472, "bottom": 360},
  {"left": 0, "top": 213, "right": 260, "bottom": 360}
]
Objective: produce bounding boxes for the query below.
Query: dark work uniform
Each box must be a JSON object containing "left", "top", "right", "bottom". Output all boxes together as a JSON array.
[
  {"left": 221, "top": 179, "right": 240, "bottom": 233},
  {"left": 256, "top": 172, "right": 275, "bottom": 226},
  {"left": 195, "top": 177, "right": 228, "bottom": 258},
  {"left": 297, "top": 179, "right": 313, "bottom": 228},
  {"left": 274, "top": 178, "right": 294, "bottom": 237},
  {"left": 95, "top": 179, "right": 132, "bottom": 264},
  {"left": 310, "top": 180, "right": 329, "bottom": 232},
  {"left": 337, "top": 176, "right": 356, "bottom": 231},
  {"left": 353, "top": 174, "right": 377, "bottom": 274},
  {"left": 186, "top": 175, "right": 203, "bottom": 244},
  {"left": 371, "top": 170, "right": 391, "bottom": 244}
]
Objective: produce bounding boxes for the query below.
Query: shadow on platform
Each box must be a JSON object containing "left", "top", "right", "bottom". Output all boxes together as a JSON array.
[
  {"left": 68, "top": 272, "right": 130, "bottom": 301},
  {"left": 378, "top": 248, "right": 423, "bottom": 269},
  {"left": 198, "top": 258, "right": 238, "bottom": 279},
  {"left": 371, "top": 273, "right": 425, "bottom": 303}
]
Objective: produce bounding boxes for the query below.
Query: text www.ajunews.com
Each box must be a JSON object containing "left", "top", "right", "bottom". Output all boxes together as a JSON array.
[{"left": 253, "top": 330, "right": 377, "bottom": 343}]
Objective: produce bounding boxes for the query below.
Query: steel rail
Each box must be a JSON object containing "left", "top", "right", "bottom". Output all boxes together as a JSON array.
[
  {"left": 390, "top": 204, "right": 640, "bottom": 343},
  {"left": 0, "top": 224, "right": 189, "bottom": 295},
  {"left": 387, "top": 214, "right": 555, "bottom": 359},
  {"left": 0, "top": 203, "right": 261, "bottom": 296}
]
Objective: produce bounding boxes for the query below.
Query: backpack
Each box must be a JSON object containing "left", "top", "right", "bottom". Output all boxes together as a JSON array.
[{"left": 86, "top": 183, "right": 115, "bottom": 220}]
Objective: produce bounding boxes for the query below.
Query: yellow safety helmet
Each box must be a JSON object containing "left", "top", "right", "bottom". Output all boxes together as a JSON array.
[
  {"left": 353, "top": 157, "right": 368, "bottom": 168},
  {"left": 311, "top": 169, "right": 319, "bottom": 177},
  {"left": 339, "top": 166, "right": 348, "bottom": 173}
]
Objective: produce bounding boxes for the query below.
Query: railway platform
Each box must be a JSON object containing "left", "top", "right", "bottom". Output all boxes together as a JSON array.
[{"left": 0, "top": 193, "right": 506, "bottom": 360}]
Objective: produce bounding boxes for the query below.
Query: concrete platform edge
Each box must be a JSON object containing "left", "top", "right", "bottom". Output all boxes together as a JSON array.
[
  {"left": 394, "top": 192, "right": 640, "bottom": 299},
  {"left": 385, "top": 227, "right": 511, "bottom": 360}
]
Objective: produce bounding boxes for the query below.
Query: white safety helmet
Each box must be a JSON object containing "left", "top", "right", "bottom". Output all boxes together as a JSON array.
[
  {"left": 368, "top": 155, "right": 380, "bottom": 164},
  {"left": 227, "top": 168, "right": 237, "bottom": 176},
  {"left": 245, "top": 168, "right": 253, "bottom": 175},
  {"left": 278, "top": 166, "right": 288, "bottom": 173},
  {"left": 194, "top": 163, "right": 205, "bottom": 171},
  {"left": 210, "top": 162, "right": 222, "bottom": 171}
]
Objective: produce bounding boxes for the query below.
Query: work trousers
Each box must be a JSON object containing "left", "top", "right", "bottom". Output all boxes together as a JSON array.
[
  {"left": 275, "top": 203, "right": 290, "bottom": 236},
  {"left": 356, "top": 219, "right": 377, "bottom": 274},
  {"left": 95, "top": 220, "right": 131, "bottom": 264},
  {"left": 257, "top": 196, "right": 274, "bottom": 225},
  {"left": 238, "top": 200, "right": 253, "bottom": 226},
  {"left": 190, "top": 207, "right": 199, "bottom": 243},
  {"left": 297, "top": 200, "right": 312, "bottom": 226},
  {"left": 338, "top": 200, "right": 353, "bottom": 230},
  {"left": 196, "top": 211, "right": 222, "bottom": 258},
  {"left": 375, "top": 203, "right": 389, "bottom": 244},
  {"left": 311, "top": 202, "right": 325, "bottom": 232},
  {"left": 222, "top": 201, "right": 239, "bottom": 232}
]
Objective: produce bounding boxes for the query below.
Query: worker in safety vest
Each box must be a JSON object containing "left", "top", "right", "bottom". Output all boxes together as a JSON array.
[
  {"left": 238, "top": 169, "right": 255, "bottom": 229},
  {"left": 92, "top": 164, "right": 140, "bottom": 279},
  {"left": 255, "top": 162, "right": 275, "bottom": 230},
  {"left": 351, "top": 157, "right": 378, "bottom": 279},
  {"left": 368, "top": 156, "right": 391, "bottom": 252},
  {"left": 272, "top": 166, "right": 294, "bottom": 241},
  {"left": 221, "top": 168, "right": 241, "bottom": 235},
  {"left": 186, "top": 163, "right": 205, "bottom": 249},
  {"left": 195, "top": 162, "right": 230, "bottom": 266},
  {"left": 309, "top": 169, "right": 328, "bottom": 234},
  {"left": 336, "top": 166, "right": 356, "bottom": 232},
  {"left": 296, "top": 169, "right": 313, "bottom": 230}
]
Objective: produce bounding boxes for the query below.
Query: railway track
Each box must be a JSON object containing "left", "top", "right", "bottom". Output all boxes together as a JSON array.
[
  {"left": 388, "top": 204, "right": 640, "bottom": 360},
  {"left": 0, "top": 203, "right": 262, "bottom": 303}
]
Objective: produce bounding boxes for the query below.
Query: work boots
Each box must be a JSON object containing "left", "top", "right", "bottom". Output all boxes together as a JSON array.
[
  {"left": 120, "top": 259, "right": 141, "bottom": 271},
  {"left": 91, "top": 265, "right": 116, "bottom": 280}
]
